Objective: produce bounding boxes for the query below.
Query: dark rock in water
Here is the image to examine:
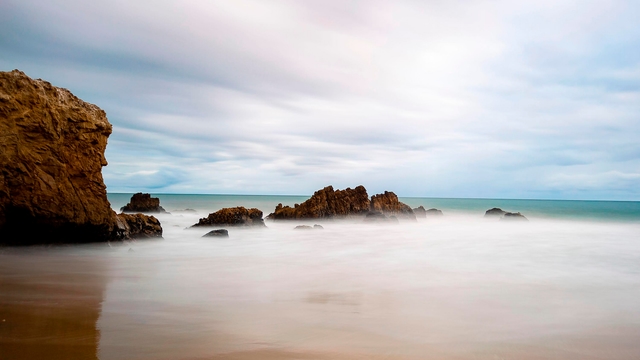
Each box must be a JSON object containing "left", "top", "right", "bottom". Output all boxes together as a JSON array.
[
  {"left": 370, "top": 191, "right": 416, "bottom": 220},
  {"left": 364, "top": 211, "right": 388, "bottom": 222},
  {"left": 268, "top": 185, "right": 370, "bottom": 219},
  {"left": 172, "top": 208, "right": 197, "bottom": 213},
  {"left": 115, "top": 213, "right": 163, "bottom": 239},
  {"left": 121, "top": 193, "right": 167, "bottom": 213},
  {"left": 426, "top": 208, "right": 443, "bottom": 216},
  {"left": 413, "top": 206, "right": 427, "bottom": 218},
  {"left": 363, "top": 211, "right": 398, "bottom": 224},
  {"left": 202, "top": 229, "right": 229, "bottom": 237},
  {"left": 501, "top": 212, "right": 528, "bottom": 221},
  {"left": 0, "top": 70, "right": 164, "bottom": 245},
  {"left": 294, "top": 225, "right": 313, "bottom": 230},
  {"left": 313, "top": 224, "right": 324, "bottom": 229},
  {"left": 485, "top": 208, "right": 507, "bottom": 217},
  {"left": 192, "top": 207, "right": 265, "bottom": 227}
]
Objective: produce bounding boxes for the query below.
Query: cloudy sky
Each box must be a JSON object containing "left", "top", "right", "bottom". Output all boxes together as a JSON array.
[{"left": 2, "top": 0, "right": 639, "bottom": 200}]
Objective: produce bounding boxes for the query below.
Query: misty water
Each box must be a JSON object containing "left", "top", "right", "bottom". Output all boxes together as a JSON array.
[{"left": 2, "top": 195, "right": 640, "bottom": 359}]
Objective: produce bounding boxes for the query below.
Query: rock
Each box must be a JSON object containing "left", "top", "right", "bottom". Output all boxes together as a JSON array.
[
  {"left": 313, "top": 224, "right": 324, "bottom": 229},
  {"left": 294, "top": 225, "right": 313, "bottom": 230},
  {"left": 363, "top": 211, "right": 398, "bottom": 224},
  {"left": 413, "top": 206, "right": 426, "bottom": 218},
  {"left": 115, "top": 213, "right": 163, "bottom": 239},
  {"left": 192, "top": 207, "right": 265, "bottom": 227},
  {"left": 370, "top": 191, "right": 416, "bottom": 220},
  {"left": 202, "top": 229, "right": 229, "bottom": 237},
  {"left": 425, "top": 208, "right": 443, "bottom": 216},
  {"left": 501, "top": 212, "right": 528, "bottom": 221},
  {"left": 0, "top": 70, "right": 161, "bottom": 245},
  {"left": 484, "top": 208, "right": 507, "bottom": 217},
  {"left": 120, "top": 193, "right": 167, "bottom": 213},
  {"left": 268, "top": 185, "right": 370, "bottom": 219}
]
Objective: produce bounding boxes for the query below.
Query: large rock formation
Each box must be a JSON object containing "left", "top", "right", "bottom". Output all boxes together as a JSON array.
[
  {"left": 192, "top": 207, "right": 265, "bottom": 227},
  {"left": 268, "top": 185, "right": 370, "bottom": 220},
  {"left": 0, "top": 70, "right": 161, "bottom": 244},
  {"left": 121, "top": 192, "right": 167, "bottom": 213}
]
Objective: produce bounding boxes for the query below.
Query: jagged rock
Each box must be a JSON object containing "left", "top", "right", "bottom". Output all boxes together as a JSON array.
[
  {"left": 202, "top": 229, "right": 229, "bottom": 237},
  {"left": 294, "top": 225, "right": 313, "bottom": 230},
  {"left": 268, "top": 185, "right": 370, "bottom": 219},
  {"left": 313, "top": 224, "right": 324, "bottom": 229},
  {"left": 413, "top": 206, "right": 427, "bottom": 218},
  {"left": 485, "top": 208, "right": 507, "bottom": 217},
  {"left": 426, "top": 208, "right": 443, "bottom": 216},
  {"left": 192, "top": 207, "right": 265, "bottom": 227},
  {"left": 0, "top": 70, "right": 161, "bottom": 245},
  {"left": 501, "top": 212, "right": 528, "bottom": 221},
  {"left": 121, "top": 193, "right": 167, "bottom": 213},
  {"left": 115, "top": 213, "right": 163, "bottom": 239},
  {"left": 363, "top": 211, "right": 398, "bottom": 224},
  {"left": 370, "top": 191, "right": 416, "bottom": 220}
]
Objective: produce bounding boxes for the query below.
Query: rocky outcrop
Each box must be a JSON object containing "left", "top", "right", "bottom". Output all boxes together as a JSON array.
[
  {"left": 501, "top": 212, "right": 528, "bottom": 221},
  {"left": 363, "top": 211, "right": 399, "bottom": 223},
  {"left": 413, "top": 206, "right": 426, "bottom": 218},
  {"left": 192, "top": 207, "right": 265, "bottom": 227},
  {"left": 370, "top": 191, "right": 415, "bottom": 220},
  {"left": 115, "top": 213, "right": 163, "bottom": 239},
  {"left": 426, "top": 208, "right": 443, "bottom": 216},
  {"left": 484, "top": 208, "right": 507, "bottom": 217},
  {"left": 202, "top": 229, "right": 229, "bottom": 237},
  {"left": 0, "top": 70, "right": 149, "bottom": 244},
  {"left": 121, "top": 193, "right": 167, "bottom": 213},
  {"left": 268, "top": 185, "right": 370, "bottom": 220}
]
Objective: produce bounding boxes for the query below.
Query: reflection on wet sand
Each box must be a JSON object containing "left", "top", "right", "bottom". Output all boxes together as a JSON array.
[{"left": 0, "top": 249, "right": 106, "bottom": 360}]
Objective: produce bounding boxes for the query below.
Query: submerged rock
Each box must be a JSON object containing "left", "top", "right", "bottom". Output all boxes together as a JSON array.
[
  {"left": 501, "top": 212, "right": 528, "bottom": 221},
  {"left": 192, "top": 207, "right": 265, "bottom": 227},
  {"left": 202, "top": 229, "right": 229, "bottom": 237},
  {"left": 425, "top": 208, "right": 443, "bottom": 216},
  {"left": 115, "top": 213, "right": 163, "bottom": 239},
  {"left": 294, "top": 225, "right": 313, "bottom": 230},
  {"left": 0, "top": 70, "right": 162, "bottom": 244},
  {"left": 484, "top": 208, "right": 507, "bottom": 217},
  {"left": 121, "top": 193, "right": 167, "bottom": 213},
  {"left": 413, "top": 206, "right": 427, "bottom": 218},
  {"left": 313, "top": 224, "right": 324, "bottom": 229},
  {"left": 268, "top": 185, "right": 370, "bottom": 220}
]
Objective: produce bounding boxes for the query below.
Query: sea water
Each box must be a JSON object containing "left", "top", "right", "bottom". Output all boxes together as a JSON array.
[{"left": 1, "top": 194, "right": 639, "bottom": 360}]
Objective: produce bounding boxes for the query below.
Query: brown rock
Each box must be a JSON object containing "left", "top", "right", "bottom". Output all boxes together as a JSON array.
[
  {"left": 268, "top": 185, "right": 370, "bottom": 220},
  {"left": 0, "top": 70, "right": 127, "bottom": 244},
  {"left": 115, "top": 213, "right": 163, "bottom": 239},
  {"left": 370, "top": 191, "right": 416, "bottom": 220},
  {"left": 121, "top": 192, "right": 167, "bottom": 213},
  {"left": 192, "top": 207, "right": 265, "bottom": 227}
]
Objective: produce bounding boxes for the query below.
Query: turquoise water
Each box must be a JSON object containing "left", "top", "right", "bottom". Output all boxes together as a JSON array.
[{"left": 108, "top": 193, "right": 640, "bottom": 222}]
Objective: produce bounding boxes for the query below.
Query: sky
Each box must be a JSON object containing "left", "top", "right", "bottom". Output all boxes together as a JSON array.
[{"left": 1, "top": 0, "right": 639, "bottom": 200}]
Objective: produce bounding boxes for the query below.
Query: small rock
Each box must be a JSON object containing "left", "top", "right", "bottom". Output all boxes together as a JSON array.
[
  {"left": 501, "top": 212, "right": 528, "bottom": 221},
  {"left": 485, "top": 208, "right": 506, "bottom": 217},
  {"left": 313, "top": 224, "right": 324, "bottom": 229},
  {"left": 203, "top": 229, "right": 230, "bottom": 237},
  {"left": 426, "top": 208, "right": 443, "bottom": 216},
  {"left": 294, "top": 225, "right": 313, "bottom": 230}
]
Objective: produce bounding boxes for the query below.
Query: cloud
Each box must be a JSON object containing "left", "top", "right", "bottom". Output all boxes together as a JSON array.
[{"left": 2, "top": 0, "right": 639, "bottom": 199}]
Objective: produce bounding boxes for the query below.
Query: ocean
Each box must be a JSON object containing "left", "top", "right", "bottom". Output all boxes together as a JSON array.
[{"left": 1, "top": 194, "right": 640, "bottom": 360}]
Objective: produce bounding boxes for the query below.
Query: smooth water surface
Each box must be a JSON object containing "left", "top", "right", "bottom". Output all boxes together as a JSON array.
[{"left": 2, "top": 196, "right": 640, "bottom": 359}]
